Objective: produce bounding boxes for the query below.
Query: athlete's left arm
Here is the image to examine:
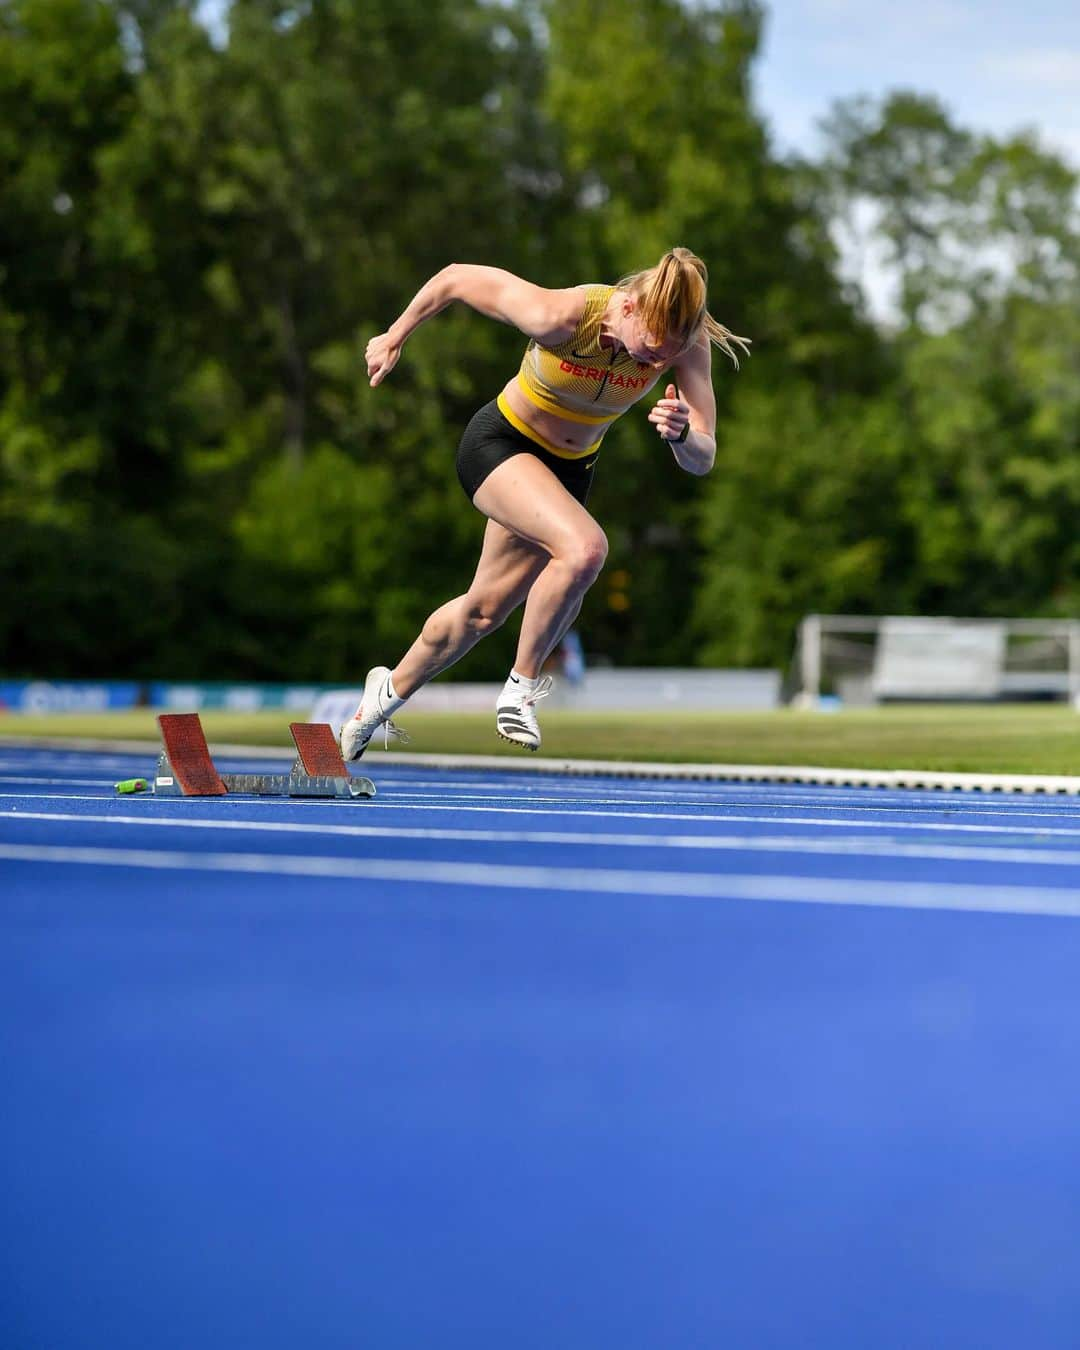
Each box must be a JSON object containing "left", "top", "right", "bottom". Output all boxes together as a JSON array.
[{"left": 648, "top": 335, "right": 717, "bottom": 475}]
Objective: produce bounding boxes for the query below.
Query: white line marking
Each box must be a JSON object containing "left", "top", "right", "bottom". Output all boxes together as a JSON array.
[
  {"left": 354, "top": 786, "right": 1080, "bottom": 819},
  {"left": 7, "top": 736, "right": 1080, "bottom": 794},
  {"left": 10, "top": 766, "right": 1080, "bottom": 823},
  {"left": 0, "top": 792, "right": 288, "bottom": 805},
  {"left": 12, "top": 760, "right": 1080, "bottom": 819},
  {"left": 0, "top": 757, "right": 146, "bottom": 772},
  {"left": 3, "top": 842, "right": 1080, "bottom": 919},
  {"left": 6, "top": 808, "right": 1080, "bottom": 868},
  {"left": 8, "top": 797, "right": 1080, "bottom": 837},
  {"left": 0, "top": 776, "right": 115, "bottom": 787},
  {"left": 2, "top": 768, "right": 1072, "bottom": 820},
  {"left": 363, "top": 800, "right": 1080, "bottom": 837}
]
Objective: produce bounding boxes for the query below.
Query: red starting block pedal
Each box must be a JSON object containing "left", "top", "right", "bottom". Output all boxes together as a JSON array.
[
  {"left": 289, "top": 721, "right": 351, "bottom": 779},
  {"left": 156, "top": 713, "right": 228, "bottom": 796},
  {"left": 147, "top": 713, "right": 375, "bottom": 800}
]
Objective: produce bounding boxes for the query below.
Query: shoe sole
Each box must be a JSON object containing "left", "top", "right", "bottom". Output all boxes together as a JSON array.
[
  {"left": 340, "top": 731, "right": 372, "bottom": 762},
  {"left": 497, "top": 730, "right": 539, "bottom": 752}
]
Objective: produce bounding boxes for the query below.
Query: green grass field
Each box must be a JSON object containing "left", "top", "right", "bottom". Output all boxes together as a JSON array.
[{"left": 3, "top": 704, "right": 1080, "bottom": 776}]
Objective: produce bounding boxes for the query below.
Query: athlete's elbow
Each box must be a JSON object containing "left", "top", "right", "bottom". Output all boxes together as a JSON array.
[
  {"left": 437, "top": 262, "right": 465, "bottom": 300},
  {"left": 680, "top": 442, "right": 716, "bottom": 475},
  {"left": 437, "top": 263, "right": 503, "bottom": 319}
]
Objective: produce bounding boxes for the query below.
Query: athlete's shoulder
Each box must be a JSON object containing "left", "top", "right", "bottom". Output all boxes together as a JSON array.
[
  {"left": 528, "top": 284, "right": 595, "bottom": 347},
  {"left": 673, "top": 328, "right": 713, "bottom": 373},
  {"left": 550, "top": 284, "right": 611, "bottom": 342},
  {"left": 577, "top": 282, "right": 614, "bottom": 306},
  {"left": 553, "top": 283, "right": 599, "bottom": 321}
]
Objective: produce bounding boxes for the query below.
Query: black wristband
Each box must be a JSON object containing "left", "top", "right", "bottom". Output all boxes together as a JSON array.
[{"left": 667, "top": 378, "right": 690, "bottom": 443}]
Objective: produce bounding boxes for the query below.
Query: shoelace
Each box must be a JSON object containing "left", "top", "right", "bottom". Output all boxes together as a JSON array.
[
  {"left": 382, "top": 718, "right": 410, "bottom": 749},
  {"left": 521, "top": 675, "right": 553, "bottom": 708}
]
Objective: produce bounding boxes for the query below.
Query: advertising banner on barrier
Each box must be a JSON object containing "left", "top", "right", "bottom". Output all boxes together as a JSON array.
[
  {"left": 149, "top": 683, "right": 328, "bottom": 711},
  {"left": 0, "top": 681, "right": 142, "bottom": 713},
  {"left": 0, "top": 681, "right": 330, "bottom": 714}
]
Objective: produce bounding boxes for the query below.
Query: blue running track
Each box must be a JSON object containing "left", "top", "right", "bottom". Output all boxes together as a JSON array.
[{"left": 4, "top": 743, "right": 1080, "bottom": 1349}]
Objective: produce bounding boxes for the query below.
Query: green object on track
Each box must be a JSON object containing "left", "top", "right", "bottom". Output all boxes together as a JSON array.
[{"left": 114, "top": 777, "right": 149, "bottom": 795}]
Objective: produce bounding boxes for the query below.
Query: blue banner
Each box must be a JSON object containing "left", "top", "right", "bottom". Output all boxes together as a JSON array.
[
  {"left": 0, "top": 681, "right": 142, "bottom": 713},
  {"left": 1, "top": 680, "right": 353, "bottom": 715},
  {"left": 148, "top": 683, "right": 328, "bottom": 711}
]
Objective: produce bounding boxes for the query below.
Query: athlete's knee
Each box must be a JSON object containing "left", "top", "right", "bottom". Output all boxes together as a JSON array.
[{"left": 562, "top": 529, "right": 608, "bottom": 588}]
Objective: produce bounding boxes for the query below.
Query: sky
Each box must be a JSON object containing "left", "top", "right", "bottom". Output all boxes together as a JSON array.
[
  {"left": 752, "top": 0, "right": 1080, "bottom": 317},
  {"left": 754, "top": 0, "right": 1080, "bottom": 167}
]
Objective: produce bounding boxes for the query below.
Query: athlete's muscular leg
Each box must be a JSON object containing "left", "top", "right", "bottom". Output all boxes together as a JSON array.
[
  {"left": 532, "top": 593, "right": 584, "bottom": 668},
  {"left": 471, "top": 454, "right": 607, "bottom": 680},
  {"left": 390, "top": 517, "right": 547, "bottom": 698}
]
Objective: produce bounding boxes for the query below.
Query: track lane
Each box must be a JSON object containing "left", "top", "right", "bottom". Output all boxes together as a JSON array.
[{"left": 5, "top": 746, "right": 1080, "bottom": 1349}]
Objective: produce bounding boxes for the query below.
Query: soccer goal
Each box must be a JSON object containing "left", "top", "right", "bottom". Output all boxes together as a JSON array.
[{"left": 793, "top": 614, "right": 1080, "bottom": 706}]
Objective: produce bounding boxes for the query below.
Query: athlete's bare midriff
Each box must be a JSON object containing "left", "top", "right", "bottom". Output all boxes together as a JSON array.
[{"left": 499, "top": 377, "right": 610, "bottom": 453}]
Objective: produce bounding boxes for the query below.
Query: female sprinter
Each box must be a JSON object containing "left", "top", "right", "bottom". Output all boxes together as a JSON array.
[{"left": 341, "top": 247, "right": 747, "bottom": 758}]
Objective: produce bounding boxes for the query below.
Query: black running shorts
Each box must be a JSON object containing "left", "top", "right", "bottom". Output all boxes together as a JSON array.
[{"left": 456, "top": 399, "right": 596, "bottom": 506}]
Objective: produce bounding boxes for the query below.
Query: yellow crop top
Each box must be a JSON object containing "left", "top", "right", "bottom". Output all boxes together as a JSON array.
[{"left": 513, "top": 284, "right": 664, "bottom": 428}]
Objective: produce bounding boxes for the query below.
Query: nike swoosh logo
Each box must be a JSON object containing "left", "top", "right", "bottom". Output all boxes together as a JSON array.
[{"left": 571, "top": 349, "right": 618, "bottom": 363}]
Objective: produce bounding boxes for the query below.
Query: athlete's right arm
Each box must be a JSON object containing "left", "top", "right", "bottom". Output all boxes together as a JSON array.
[{"left": 365, "top": 265, "right": 586, "bottom": 387}]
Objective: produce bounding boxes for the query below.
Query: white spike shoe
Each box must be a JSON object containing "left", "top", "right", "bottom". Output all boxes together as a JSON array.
[
  {"left": 339, "top": 666, "right": 410, "bottom": 761},
  {"left": 496, "top": 675, "right": 552, "bottom": 751}
]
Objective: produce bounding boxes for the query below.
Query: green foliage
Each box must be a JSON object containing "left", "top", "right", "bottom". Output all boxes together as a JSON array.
[
  {"left": 0, "top": 503, "right": 184, "bottom": 676},
  {"left": 2, "top": 2, "right": 1079, "bottom": 682},
  {"left": 694, "top": 382, "right": 910, "bottom": 665}
]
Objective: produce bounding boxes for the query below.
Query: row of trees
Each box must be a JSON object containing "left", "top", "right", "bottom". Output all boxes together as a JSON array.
[{"left": 2, "top": 0, "right": 1078, "bottom": 680}]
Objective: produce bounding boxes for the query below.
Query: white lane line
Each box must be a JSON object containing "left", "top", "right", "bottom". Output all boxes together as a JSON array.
[
  {"left": 0, "top": 776, "right": 115, "bottom": 787},
  {"left": 6, "top": 808, "right": 1080, "bottom": 868},
  {"left": 9, "top": 765, "right": 1080, "bottom": 820},
  {"left": 8, "top": 796, "right": 1080, "bottom": 837},
  {"left": 8, "top": 779, "right": 1080, "bottom": 826},
  {"left": 0, "top": 757, "right": 146, "bottom": 772},
  {"left": 384, "top": 787, "right": 1080, "bottom": 816},
  {"left": 3, "top": 842, "right": 1080, "bottom": 919},
  {"left": 365, "top": 800, "right": 1080, "bottom": 837},
  {"left": 363, "top": 786, "right": 1080, "bottom": 814},
  {"left": 12, "top": 755, "right": 1080, "bottom": 814},
  {"left": 0, "top": 792, "right": 288, "bottom": 805}
]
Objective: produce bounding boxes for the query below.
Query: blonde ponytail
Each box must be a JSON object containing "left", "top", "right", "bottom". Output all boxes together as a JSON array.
[{"left": 617, "top": 246, "right": 750, "bottom": 368}]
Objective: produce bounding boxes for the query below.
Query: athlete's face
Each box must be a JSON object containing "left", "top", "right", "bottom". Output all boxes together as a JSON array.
[{"left": 621, "top": 305, "right": 684, "bottom": 368}]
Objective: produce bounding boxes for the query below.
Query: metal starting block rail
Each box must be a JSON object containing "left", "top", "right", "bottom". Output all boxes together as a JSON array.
[{"left": 146, "top": 713, "right": 375, "bottom": 800}]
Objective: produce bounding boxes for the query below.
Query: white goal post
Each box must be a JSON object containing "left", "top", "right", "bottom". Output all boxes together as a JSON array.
[{"left": 794, "top": 614, "right": 1080, "bottom": 706}]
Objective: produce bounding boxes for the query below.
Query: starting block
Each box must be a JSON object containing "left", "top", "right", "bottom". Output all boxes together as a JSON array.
[{"left": 147, "top": 713, "right": 375, "bottom": 800}]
